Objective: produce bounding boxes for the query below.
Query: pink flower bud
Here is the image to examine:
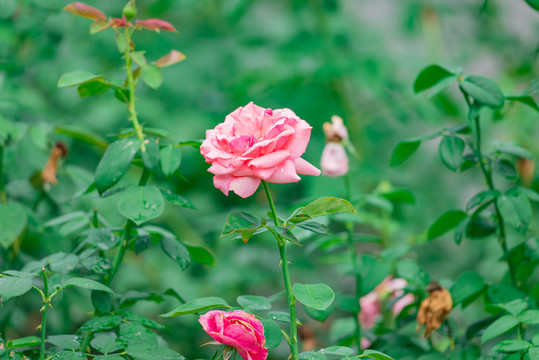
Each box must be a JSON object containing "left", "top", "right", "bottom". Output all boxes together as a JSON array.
[
  {"left": 64, "top": 2, "right": 107, "bottom": 21},
  {"left": 321, "top": 142, "right": 349, "bottom": 177},
  {"left": 323, "top": 115, "right": 348, "bottom": 142},
  {"left": 136, "top": 18, "right": 178, "bottom": 33}
]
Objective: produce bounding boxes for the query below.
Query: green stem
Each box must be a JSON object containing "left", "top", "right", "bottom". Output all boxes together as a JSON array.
[
  {"left": 462, "top": 89, "right": 517, "bottom": 287},
  {"left": 107, "top": 168, "right": 150, "bottom": 285},
  {"left": 344, "top": 174, "right": 362, "bottom": 353},
  {"left": 123, "top": 28, "right": 144, "bottom": 146},
  {"left": 39, "top": 268, "right": 50, "bottom": 360},
  {"left": 0, "top": 144, "right": 6, "bottom": 204},
  {"left": 261, "top": 181, "right": 299, "bottom": 360}
]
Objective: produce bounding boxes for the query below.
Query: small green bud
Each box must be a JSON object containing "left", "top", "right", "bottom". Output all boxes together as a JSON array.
[{"left": 122, "top": 1, "right": 137, "bottom": 20}]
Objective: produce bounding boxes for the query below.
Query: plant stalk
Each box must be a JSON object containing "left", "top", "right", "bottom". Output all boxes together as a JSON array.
[
  {"left": 461, "top": 88, "right": 518, "bottom": 287},
  {"left": 107, "top": 168, "right": 150, "bottom": 285},
  {"left": 261, "top": 181, "right": 299, "bottom": 360},
  {"left": 123, "top": 28, "right": 145, "bottom": 146},
  {"left": 344, "top": 174, "right": 362, "bottom": 353},
  {"left": 39, "top": 267, "right": 50, "bottom": 360}
]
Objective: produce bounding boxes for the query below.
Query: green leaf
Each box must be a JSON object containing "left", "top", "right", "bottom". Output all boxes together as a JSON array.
[
  {"left": 427, "top": 210, "right": 468, "bottom": 240},
  {"left": 58, "top": 71, "right": 103, "bottom": 88},
  {"left": 506, "top": 95, "right": 539, "bottom": 111},
  {"left": 530, "top": 347, "right": 539, "bottom": 360},
  {"left": 0, "top": 276, "right": 33, "bottom": 300},
  {"left": 304, "top": 304, "right": 333, "bottom": 321},
  {"left": 395, "top": 259, "right": 429, "bottom": 285},
  {"left": 460, "top": 75, "right": 505, "bottom": 108},
  {"left": 95, "top": 356, "right": 125, "bottom": 360},
  {"left": 492, "top": 340, "right": 531, "bottom": 353},
  {"left": 439, "top": 136, "right": 465, "bottom": 172},
  {"left": 141, "top": 138, "right": 160, "bottom": 171},
  {"left": 61, "top": 278, "right": 115, "bottom": 294},
  {"left": 486, "top": 299, "right": 528, "bottom": 317},
  {"left": 268, "top": 225, "right": 300, "bottom": 245},
  {"left": 297, "top": 221, "right": 330, "bottom": 234},
  {"left": 492, "top": 141, "right": 533, "bottom": 160},
  {"left": 160, "top": 189, "right": 196, "bottom": 210},
  {"left": 260, "top": 319, "right": 281, "bottom": 350},
  {"left": 299, "top": 352, "right": 326, "bottom": 360},
  {"left": 117, "top": 185, "right": 165, "bottom": 225},
  {"left": 185, "top": 245, "right": 214, "bottom": 266},
  {"left": 51, "top": 351, "right": 87, "bottom": 360},
  {"left": 78, "top": 79, "right": 110, "bottom": 98},
  {"left": 85, "top": 229, "right": 119, "bottom": 250},
  {"left": 47, "top": 335, "right": 80, "bottom": 351},
  {"left": 320, "top": 346, "right": 354, "bottom": 356},
  {"left": 359, "top": 350, "right": 395, "bottom": 360},
  {"left": 0, "top": 203, "right": 27, "bottom": 249},
  {"left": 267, "top": 311, "right": 291, "bottom": 323},
  {"left": 161, "top": 297, "right": 230, "bottom": 317},
  {"left": 95, "top": 138, "right": 140, "bottom": 194},
  {"left": 493, "top": 159, "right": 518, "bottom": 180},
  {"left": 293, "top": 283, "right": 335, "bottom": 310},
  {"left": 237, "top": 295, "right": 271, "bottom": 311},
  {"left": 91, "top": 334, "right": 125, "bottom": 354},
  {"left": 299, "top": 197, "right": 355, "bottom": 218},
  {"left": 450, "top": 271, "right": 485, "bottom": 305},
  {"left": 497, "top": 191, "right": 532, "bottom": 235},
  {"left": 518, "top": 310, "right": 539, "bottom": 325},
  {"left": 7, "top": 336, "right": 41, "bottom": 349},
  {"left": 413, "top": 65, "right": 456, "bottom": 95},
  {"left": 525, "top": 0, "right": 539, "bottom": 10},
  {"left": 80, "top": 315, "right": 122, "bottom": 332},
  {"left": 55, "top": 125, "right": 108, "bottom": 150},
  {"left": 141, "top": 65, "right": 164, "bottom": 89},
  {"left": 481, "top": 314, "right": 518, "bottom": 343},
  {"left": 466, "top": 190, "right": 500, "bottom": 212},
  {"left": 159, "top": 146, "right": 182, "bottom": 177},
  {"left": 161, "top": 235, "right": 191, "bottom": 270},
  {"left": 222, "top": 212, "right": 260, "bottom": 236},
  {"left": 390, "top": 140, "right": 421, "bottom": 167},
  {"left": 115, "top": 33, "right": 128, "bottom": 52},
  {"left": 379, "top": 189, "right": 416, "bottom": 204},
  {"left": 126, "top": 344, "right": 185, "bottom": 360},
  {"left": 131, "top": 51, "right": 147, "bottom": 67}
]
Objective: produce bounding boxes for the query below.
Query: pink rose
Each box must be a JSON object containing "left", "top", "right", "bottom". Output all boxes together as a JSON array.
[
  {"left": 199, "top": 310, "right": 268, "bottom": 360},
  {"left": 321, "top": 142, "right": 349, "bottom": 177},
  {"left": 201, "top": 102, "right": 320, "bottom": 198},
  {"left": 359, "top": 291, "right": 381, "bottom": 330}
]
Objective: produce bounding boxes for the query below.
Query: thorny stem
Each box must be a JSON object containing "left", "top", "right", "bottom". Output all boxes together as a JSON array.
[
  {"left": 123, "top": 27, "right": 145, "bottom": 147},
  {"left": 344, "top": 174, "right": 362, "bottom": 353},
  {"left": 459, "top": 87, "right": 518, "bottom": 287},
  {"left": 39, "top": 267, "right": 50, "bottom": 360},
  {"left": 0, "top": 144, "right": 5, "bottom": 204},
  {"left": 107, "top": 168, "right": 150, "bottom": 286},
  {"left": 261, "top": 181, "right": 299, "bottom": 360}
]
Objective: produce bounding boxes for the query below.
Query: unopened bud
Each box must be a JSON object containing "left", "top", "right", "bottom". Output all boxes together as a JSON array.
[{"left": 122, "top": 1, "right": 137, "bottom": 21}]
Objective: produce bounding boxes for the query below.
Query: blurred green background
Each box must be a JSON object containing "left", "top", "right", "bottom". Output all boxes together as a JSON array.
[{"left": 1, "top": 0, "right": 538, "bottom": 358}]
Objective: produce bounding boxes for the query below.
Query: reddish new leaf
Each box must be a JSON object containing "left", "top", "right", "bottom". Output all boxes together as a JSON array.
[
  {"left": 155, "top": 50, "right": 186, "bottom": 68},
  {"left": 64, "top": 2, "right": 106, "bottom": 21},
  {"left": 136, "top": 18, "right": 178, "bottom": 33}
]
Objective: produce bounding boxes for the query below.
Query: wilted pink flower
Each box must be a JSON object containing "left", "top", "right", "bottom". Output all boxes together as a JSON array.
[
  {"left": 200, "top": 102, "right": 320, "bottom": 198},
  {"left": 321, "top": 142, "right": 349, "bottom": 177},
  {"left": 359, "top": 276, "right": 414, "bottom": 329},
  {"left": 323, "top": 115, "right": 348, "bottom": 142},
  {"left": 199, "top": 310, "right": 268, "bottom": 360},
  {"left": 359, "top": 292, "right": 381, "bottom": 330}
]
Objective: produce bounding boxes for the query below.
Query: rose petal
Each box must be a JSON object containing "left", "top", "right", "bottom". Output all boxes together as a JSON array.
[
  {"left": 295, "top": 157, "right": 321, "bottom": 176},
  {"left": 265, "top": 159, "right": 301, "bottom": 183},
  {"left": 229, "top": 177, "right": 261, "bottom": 198}
]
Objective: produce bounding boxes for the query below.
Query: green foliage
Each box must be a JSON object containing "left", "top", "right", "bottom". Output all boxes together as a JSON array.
[{"left": 293, "top": 283, "right": 335, "bottom": 310}]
